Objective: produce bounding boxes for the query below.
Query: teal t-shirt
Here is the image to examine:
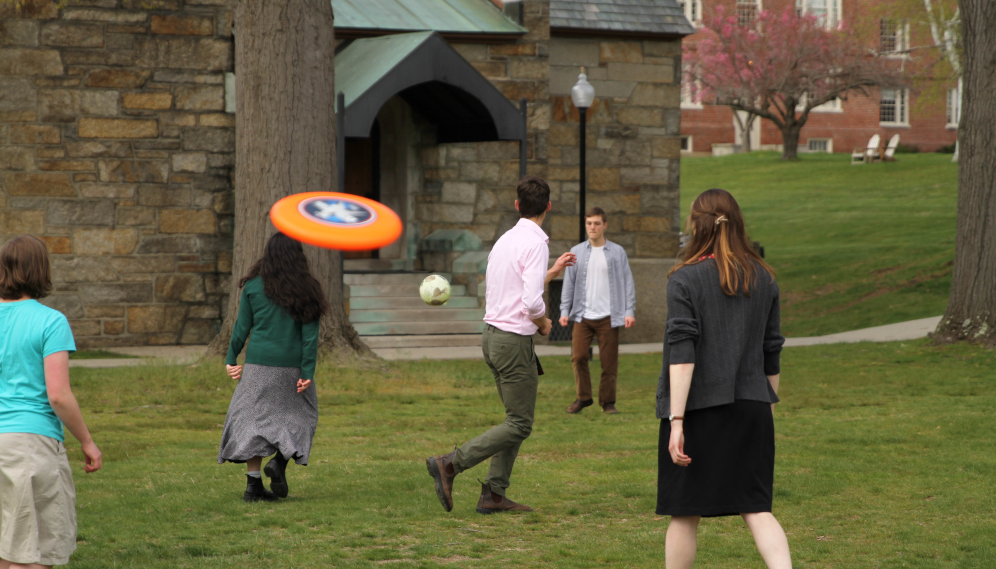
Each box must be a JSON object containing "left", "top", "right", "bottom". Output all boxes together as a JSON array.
[{"left": 0, "top": 299, "right": 77, "bottom": 441}]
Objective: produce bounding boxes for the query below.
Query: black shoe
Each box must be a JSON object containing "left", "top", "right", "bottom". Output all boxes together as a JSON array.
[
  {"left": 264, "top": 454, "right": 290, "bottom": 498},
  {"left": 566, "top": 399, "right": 594, "bottom": 414},
  {"left": 243, "top": 474, "right": 278, "bottom": 503}
]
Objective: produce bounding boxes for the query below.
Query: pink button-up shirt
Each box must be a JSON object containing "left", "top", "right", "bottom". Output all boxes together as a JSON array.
[{"left": 484, "top": 218, "right": 550, "bottom": 336}]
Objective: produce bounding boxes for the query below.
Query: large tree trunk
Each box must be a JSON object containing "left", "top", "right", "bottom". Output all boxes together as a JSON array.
[
  {"left": 933, "top": 0, "right": 996, "bottom": 347},
  {"left": 779, "top": 124, "right": 801, "bottom": 160},
  {"left": 208, "top": 0, "right": 370, "bottom": 358}
]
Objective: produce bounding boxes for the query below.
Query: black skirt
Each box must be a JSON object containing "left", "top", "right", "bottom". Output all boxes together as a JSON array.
[{"left": 656, "top": 400, "right": 774, "bottom": 517}]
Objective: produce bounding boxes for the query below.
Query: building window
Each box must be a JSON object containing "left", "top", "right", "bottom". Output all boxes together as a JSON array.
[
  {"left": 681, "top": 136, "right": 693, "bottom": 152},
  {"left": 808, "top": 138, "right": 832, "bottom": 153},
  {"left": 681, "top": 65, "right": 703, "bottom": 109},
  {"left": 946, "top": 87, "right": 960, "bottom": 128},
  {"left": 797, "top": 0, "right": 842, "bottom": 28},
  {"left": 737, "top": 0, "right": 760, "bottom": 26},
  {"left": 798, "top": 93, "right": 843, "bottom": 113},
  {"left": 880, "top": 19, "right": 909, "bottom": 55},
  {"left": 679, "top": 0, "right": 702, "bottom": 25},
  {"left": 880, "top": 88, "right": 909, "bottom": 125}
]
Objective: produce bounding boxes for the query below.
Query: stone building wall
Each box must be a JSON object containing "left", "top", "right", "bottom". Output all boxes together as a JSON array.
[{"left": 0, "top": 0, "right": 234, "bottom": 348}]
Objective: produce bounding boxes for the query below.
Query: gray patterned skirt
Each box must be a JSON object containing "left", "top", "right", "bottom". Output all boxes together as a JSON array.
[{"left": 218, "top": 363, "right": 318, "bottom": 465}]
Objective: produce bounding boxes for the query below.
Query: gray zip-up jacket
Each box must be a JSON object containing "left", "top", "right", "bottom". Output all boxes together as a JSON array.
[{"left": 559, "top": 239, "right": 636, "bottom": 329}]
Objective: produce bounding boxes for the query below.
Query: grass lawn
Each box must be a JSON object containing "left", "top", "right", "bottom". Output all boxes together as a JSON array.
[
  {"left": 680, "top": 152, "right": 958, "bottom": 337},
  {"left": 65, "top": 341, "right": 994, "bottom": 568}
]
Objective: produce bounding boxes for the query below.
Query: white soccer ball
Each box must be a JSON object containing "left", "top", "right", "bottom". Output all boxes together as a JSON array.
[{"left": 419, "top": 274, "right": 451, "bottom": 306}]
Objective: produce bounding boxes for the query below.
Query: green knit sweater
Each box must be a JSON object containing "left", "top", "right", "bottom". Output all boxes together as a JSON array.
[{"left": 225, "top": 276, "right": 320, "bottom": 380}]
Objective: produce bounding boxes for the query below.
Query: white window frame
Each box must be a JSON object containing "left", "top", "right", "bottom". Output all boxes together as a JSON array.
[
  {"left": 736, "top": 0, "right": 761, "bottom": 26},
  {"left": 797, "top": 93, "right": 843, "bottom": 113},
  {"left": 679, "top": 0, "right": 703, "bottom": 26},
  {"left": 681, "top": 135, "right": 694, "bottom": 153},
  {"left": 681, "top": 65, "right": 703, "bottom": 110},
  {"left": 807, "top": 138, "right": 833, "bottom": 153},
  {"left": 880, "top": 88, "right": 910, "bottom": 126},
  {"left": 946, "top": 86, "right": 960, "bottom": 129},
  {"left": 879, "top": 19, "right": 910, "bottom": 58},
  {"left": 797, "top": 0, "right": 842, "bottom": 29}
]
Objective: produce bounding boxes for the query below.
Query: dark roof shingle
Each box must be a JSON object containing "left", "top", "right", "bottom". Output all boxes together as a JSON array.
[{"left": 550, "top": 0, "right": 695, "bottom": 37}]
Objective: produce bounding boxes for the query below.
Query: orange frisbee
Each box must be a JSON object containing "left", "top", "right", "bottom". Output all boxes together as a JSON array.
[{"left": 270, "top": 192, "right": 402, "bottom": 251}]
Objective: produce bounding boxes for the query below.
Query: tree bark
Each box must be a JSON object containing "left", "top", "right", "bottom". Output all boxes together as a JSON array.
[
  {"left": 208, "top": 0, "right": 370, "bottom": 358},
  {"left": 933, "top": 0, "right": 996, "bottom": 347},
  {"left": 779, "top": 125, "right": 801, "bottom": 160}
]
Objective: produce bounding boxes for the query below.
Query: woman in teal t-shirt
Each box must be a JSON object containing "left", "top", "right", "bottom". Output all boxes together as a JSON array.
[
  {"left": 0, "top": 235, "right": 102, "bottom": 567},
  {"left": 219, "top": 233, "right": 328, "bottom": 502}
]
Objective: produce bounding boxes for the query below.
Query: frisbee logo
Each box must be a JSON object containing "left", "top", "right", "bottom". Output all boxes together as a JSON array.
[{"left": 300, "top": 197, "right": 376, "bottom": 227}]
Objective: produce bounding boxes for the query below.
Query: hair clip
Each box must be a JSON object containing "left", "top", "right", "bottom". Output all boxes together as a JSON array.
[{"left": 715, "top": 215, "right": 728, "bottom": 225}]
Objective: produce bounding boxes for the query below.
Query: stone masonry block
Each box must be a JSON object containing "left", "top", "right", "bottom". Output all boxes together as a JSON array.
[
  {"left": 441, "top": 182, "right": 476, "bottom": 204},
  {"left": 151, "top": 14, "right": 214, "bottom": 36},
  {"left": 65, "top": 141, "right": 132, "bottom": 158},
  {"left": 0, "top": 78, "right": 37, "bottom": 111},
  {"left": 0, "top": 147, "right": 34, "bottom": 170},
  {"left": 451, "top": 43, "right": 487, "bottom": 62},
  {"left": 116, "top": 206, "right": 156, "bottom": 226},
  {"left": 87, "top": 306, "right": 125, "bottom": 319},
  {"left": 416, "top": 204, "right": 475, "bottom": 224},
  {"left": 39, "top": 294, "right": 84, "bottom": 320},
  {"left": 595, "top": 193, "right": 641, "bottom": 214},
  {"left": 98, "top": 160, "right": 169, "bottom": 183},
  {"left": 549, "top": 215, "right": 576, "bottom": 241},
  {"left": 79, "top": 183, "right": 135, "bottom": 198},
  {"left": 134, "top": 37, "right": 231, "bottom": 71},
  {"left": 84, "top": 69, "right": 150, "bottom": 89},
  {"left": 620, "top": 140, "right": 652, "bottom": 166},
  {"left": 459, "top": 162, "right": 500, "bottom": 182},
  {"left": 640, "top": 185, "right": 678, "bottom": 214},
  {"left": 41, "top": 236, "right": 69, "bottom": 254},
  {"left": 629, "top": 83, "right": 680, "bottom": 107},
  {"left": 642, "top": 40, "right": 681, "bottom": 58},
  {"left": 588, "top": 167, "right": 620, "bottom": 191},
  {"left": 620, "top": 166, "right": 670, "bottom": 185},
  {"left": 623, "top": 216, "right": 672, "bottom": 233},
  {"left": 198, "top": 113, "right": 234, "bottom": 127},
  {"left": 477, "top": 141, "right": 518, "bottom": 161},
  {"left": 40, "top": 89, "right": 117, "bottom": 117},
  {"left": 51, "top": 256, "right": 117, "bottom": 283},
  {"left": 122, "top": 92, "right": 172, "bottom": 110},
  {"left": 158, "top": 209, "right": 216, "bottom": 234},
  {"left": 182, "top": 127, "right": 234, "bottom": 152},
  {"left": 548, "top": 38, "right": 600, "bottom": 67},
  {"left": 617, "top": 108, "right": 664, "bottom": 127},
  {"left": 103, "top": 320, "right": 124, "bottom": 335},
  {"left": 172, "top": 152, "right": 207, "bottom": 173},
  {"left": 3, "top": 172, "right": 75, "bottom": 196},
  {"left": 41, "top": 23, "right": 103, "bottom": 47},
  {"left": 9, "top": 124, "right": 60, "bottom": 144},
  {"left": 607, "top": 62, "right": 673, "bottom": 83},
  {"left": 0, "top": 209, "right": 45, "bottom": 235},
  {"left": 46, "top": 199, "right": 114, "bottom": 225},
  {"left": 636, "top": 233, "right": 678, "bottom": 257},
  {"left": 62, "top": 9, "right": 147, "bottom": 23},
  {"left": 174, "top": 85, "right": 224, "bottom": 111},
  {"left": 509, "top": 58, "right": 548, "bottom": 79},
  {"left": 180, "top": 319, "right": 219, "bottom": 344},
  {"left": 73, "top": 227, "right": 139, "bottom": 255},
  {"left": 79, "top": 118, "right": 158, "bottom": 139},
  {"left": 137, "top": 186, "right": 190, "bottom": 207},
  {"left": 652, "top": 137, "right": 681, "bottom": 159},
  {"left": 600, "top": 41, "right": 643, "bottom": 63},
  {"left": 155, "top": 274, "right": 205, "bottom": 302},
  {"left": 0, "top": 48, "right": 64, "bottom": 75},
  {"left": 111, "top": 255, "right": 174, "bottom": 274},
  {"left": 68, "top": 320, "right": 101, "bottom": 337},
  {"left": 0, "top": 21, "right": 39, "bottom": 46},
  {"left": 79, "top": 283, "right": 152, "bottom": 304}
]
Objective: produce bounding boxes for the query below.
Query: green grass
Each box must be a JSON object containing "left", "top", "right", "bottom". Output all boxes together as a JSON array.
[
  {"left": 69, "top": 350, "right": 140, "bottom": 360},
  {"left": 680, "top": 152, "right": 958, "bottom": 337},
  {"left": 64, "top": 343, "right": 995, "bottom": 568}
]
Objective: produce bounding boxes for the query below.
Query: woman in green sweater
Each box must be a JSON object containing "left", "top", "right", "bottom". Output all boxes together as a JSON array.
[{"left": 219, "top": 233, "right": 328, "bottom": 502}]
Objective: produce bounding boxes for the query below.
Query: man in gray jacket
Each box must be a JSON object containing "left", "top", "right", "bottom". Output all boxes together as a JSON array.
[{"left": 558, "top": 207, "right": 636, "bottom": 414}]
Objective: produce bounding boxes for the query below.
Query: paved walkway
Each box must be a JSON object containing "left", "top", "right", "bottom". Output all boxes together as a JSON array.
[{"left": 69, "top": 316, "right": 943, "bottom": 367}]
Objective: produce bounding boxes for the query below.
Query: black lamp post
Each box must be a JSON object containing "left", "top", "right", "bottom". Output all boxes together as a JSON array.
[{"left": 571, "top": 67, "right": 595, "bottom": 244}]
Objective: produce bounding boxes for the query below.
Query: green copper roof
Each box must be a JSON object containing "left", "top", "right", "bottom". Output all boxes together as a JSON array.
[
  {"left": 335, "top": 32, "right": 434, "bottom": 113},
  {"left": 332, "top": 0, "right": 526, "bottom": 35}
]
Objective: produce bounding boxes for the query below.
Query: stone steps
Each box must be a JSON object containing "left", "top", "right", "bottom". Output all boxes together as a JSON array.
[
  {"left": 349, "top": 296, "right": 480, "bottom": 309},
  {"left": 344, "top": 272, "right": 451, "bottom": 285},
  {"left": 361, "top": 334, "right": 482, "bottom": 349},
  {"left": 343, "top": 258, "right": 415, "bottom": 272},
  {"left": 348, "top": 284, "right": 468, "bottom": 297},
  {"left": 353, "top": 320, "right": 486, "bottom": 336},
  {"left": 350, "top": 308, "right": 485, "bottom": 323}
]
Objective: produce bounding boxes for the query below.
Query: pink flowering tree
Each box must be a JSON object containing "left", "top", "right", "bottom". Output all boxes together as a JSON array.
[{"left": 685, "top": 7, "right": 904, "bottom": 159}]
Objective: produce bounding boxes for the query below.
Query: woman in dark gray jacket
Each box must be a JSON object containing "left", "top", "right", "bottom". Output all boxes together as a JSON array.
[{"left": 657, "top": 189, "right": 790, "bottom": 568}]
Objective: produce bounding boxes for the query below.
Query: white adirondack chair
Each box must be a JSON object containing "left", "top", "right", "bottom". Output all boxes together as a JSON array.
[
  {"left": 883, "top": 134, "right": 901, "bottom": 161},
  {"left": 851, "top": 134, "right": 881, "bottom": 164}
]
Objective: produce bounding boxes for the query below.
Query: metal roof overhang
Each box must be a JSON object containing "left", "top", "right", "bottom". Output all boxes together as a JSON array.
[
  {"left": 335, "top": 31, "right": 526, "bottom": 144},
  {"left": 332, "top": 0, "right": 527, "bottom": 42}
]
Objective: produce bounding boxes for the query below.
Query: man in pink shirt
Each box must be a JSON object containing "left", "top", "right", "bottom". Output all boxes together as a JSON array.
[{"left": 426, "top": 176, "right": 575, "bottom": 515}]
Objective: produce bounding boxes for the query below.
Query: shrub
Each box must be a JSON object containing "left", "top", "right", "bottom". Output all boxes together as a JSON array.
[
  {"left": 895, "top": 144, "right": 920, "bottom": 154},
  {"left": 936, "top": 143, "right": 957, "bottom": 154}
]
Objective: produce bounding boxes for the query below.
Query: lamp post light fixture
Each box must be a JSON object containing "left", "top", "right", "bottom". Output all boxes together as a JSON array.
[{"left": 571, "top": 67, "right": 596, "bottom": 244}]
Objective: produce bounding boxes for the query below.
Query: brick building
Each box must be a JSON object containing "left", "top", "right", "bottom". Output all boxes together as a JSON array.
[
  {"left": 678, "top": 0, "right": 959, "bottom": 155},
  {"left": 0, "top": 0, "right": 693, "bottom": 348}
]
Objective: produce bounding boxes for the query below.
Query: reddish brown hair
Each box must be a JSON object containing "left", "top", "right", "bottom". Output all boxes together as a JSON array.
[
  {"left": 669, "top": 189, "right": 775, "bottom": 296},
  {"left": 0, "top": 235, "right": 53, "bottom": 300},
  {"left": 585, "top": 206, "right": 607, "bottom": 223}
]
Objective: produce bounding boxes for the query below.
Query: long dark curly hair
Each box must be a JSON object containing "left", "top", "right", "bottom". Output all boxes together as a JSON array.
[{"left": 239, "top": 233, "right": 329, "bottom": 323}]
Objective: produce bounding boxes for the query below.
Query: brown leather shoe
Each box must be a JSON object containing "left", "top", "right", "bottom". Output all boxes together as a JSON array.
[
  {"left": 426, "top": 447, "right": 457, "bottom": 512},
  {"left": 566, "top": 398, "right": 594, "bottom": 414},
  {"left": 602, "top": 403, "right": 619, "bottom": 414},
  {"left": 476, "top": 482, "right": 532, "bottom": 514}
]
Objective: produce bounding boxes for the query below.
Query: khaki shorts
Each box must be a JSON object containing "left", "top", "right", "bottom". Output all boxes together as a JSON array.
[{"left": 0, "top": 433, "right": 77, "bottom": 566}]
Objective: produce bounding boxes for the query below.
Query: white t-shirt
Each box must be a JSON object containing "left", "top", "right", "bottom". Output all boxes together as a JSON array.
[{"left": 583, "top": 245, "right": 611, "bottom": 320}]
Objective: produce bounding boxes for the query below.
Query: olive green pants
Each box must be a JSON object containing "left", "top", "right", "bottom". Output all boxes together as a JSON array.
[{"left": 452, "top": 325, "right": 538, "bottom": 496}]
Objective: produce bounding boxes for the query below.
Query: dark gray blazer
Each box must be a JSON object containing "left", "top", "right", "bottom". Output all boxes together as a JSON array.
[{"left": 656, "top": 259, "right": 784, "bottom": 419}]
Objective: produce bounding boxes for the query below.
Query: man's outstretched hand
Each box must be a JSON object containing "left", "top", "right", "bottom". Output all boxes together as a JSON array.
[{"left": 546, "top": 252, "right": 577, "bottom": 283}]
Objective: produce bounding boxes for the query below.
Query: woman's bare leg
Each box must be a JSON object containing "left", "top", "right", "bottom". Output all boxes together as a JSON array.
[
  {"left": 665, "top": 515, "right": 700, "bottom": 569},
  {"left": 742, "top": 512, "right": 792, "bottom": 569},
  {"left": 1, "top": 559, "right": 52, "bottom": 569},
  {"left": 247, "top": 456, "right": 263, "bottom": 472}
]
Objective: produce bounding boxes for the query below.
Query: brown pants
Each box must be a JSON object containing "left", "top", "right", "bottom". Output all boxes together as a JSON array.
[{"left": 571, "top": 317, "right": 619, "bottom": 406}]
